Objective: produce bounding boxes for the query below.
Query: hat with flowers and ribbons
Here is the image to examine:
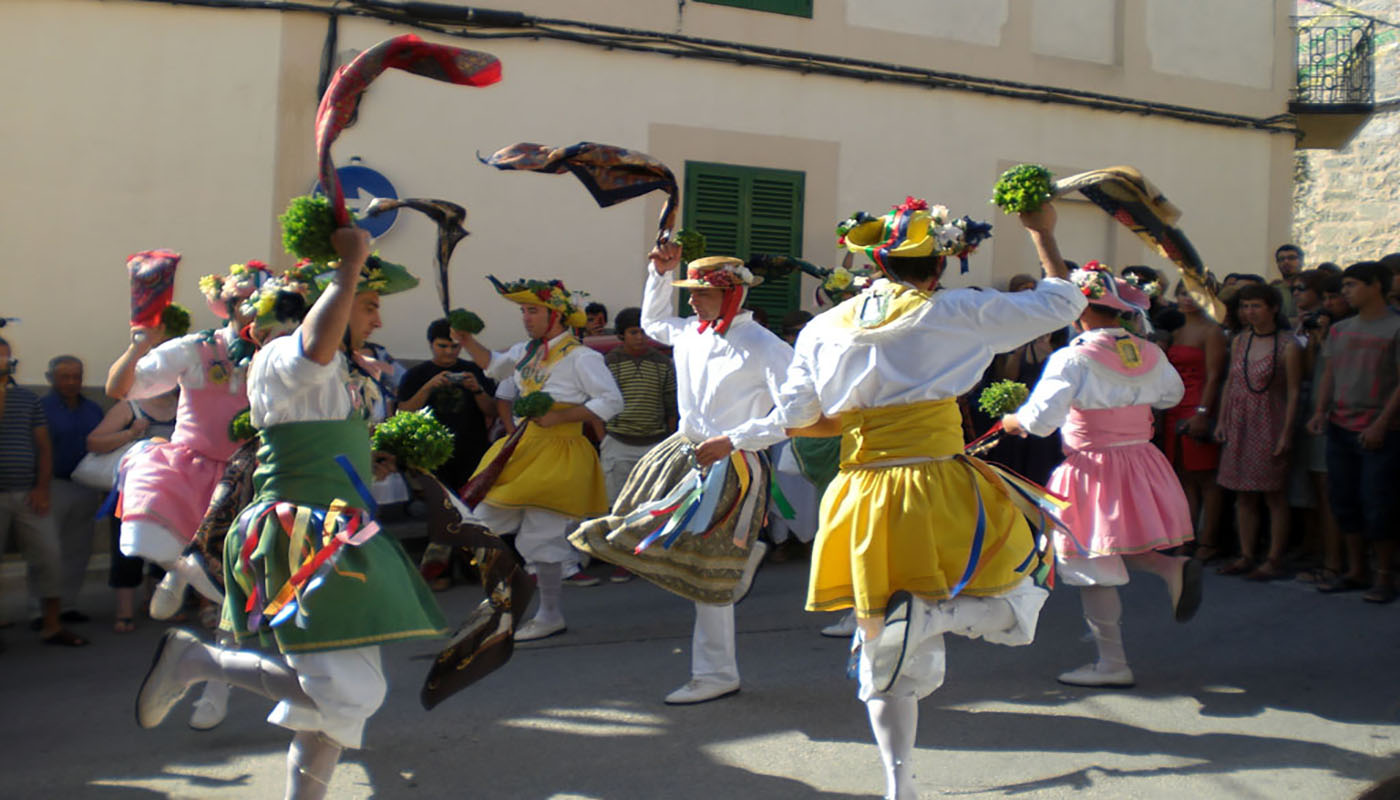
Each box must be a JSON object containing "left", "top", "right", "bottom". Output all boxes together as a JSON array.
[
  {"left": 1072, "top": 261, "right": 1150, "bottom": 316},
  {"left": 487, "top": 275, "right": 589, "bottom": 329},
  {"left": 838, "top": 197, "right": 992, "bottom": 275},
  {"left": 669, "top": 256, "right": 763, "bottom": 290}
]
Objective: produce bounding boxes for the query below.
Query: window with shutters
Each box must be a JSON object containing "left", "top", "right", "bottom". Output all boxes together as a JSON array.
[
  {"left": 681, "top": 161, "right": 805, "bottom": 331},
  {"left": 694, "top": 0, "right": 813, "bottom": 18}
]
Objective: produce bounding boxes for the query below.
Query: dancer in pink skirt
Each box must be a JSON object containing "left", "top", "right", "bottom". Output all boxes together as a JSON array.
[
  {"left": 106, "top": 261, "right": 265, "bottom": 729},
  {"left": 1003, "top": 263, "right": 1202, "bottom": 688}
]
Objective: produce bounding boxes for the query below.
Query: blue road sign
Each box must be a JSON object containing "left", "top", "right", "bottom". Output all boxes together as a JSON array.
[{"left": 312, "top": 161, "right": 398, "bottom": 238}]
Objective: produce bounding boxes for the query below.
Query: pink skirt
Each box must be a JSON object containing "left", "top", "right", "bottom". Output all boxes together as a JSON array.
[
  {"left": 119, "top": 440, "right": 228, "bottom": 542},
  {"left": 1050, "top": 442, "right": 1193, "bottom": 556}
]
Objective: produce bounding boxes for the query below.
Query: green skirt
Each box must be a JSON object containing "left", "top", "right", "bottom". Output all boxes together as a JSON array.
[{"left": 223, "top": 419, "right": 446, "bottom": 654}]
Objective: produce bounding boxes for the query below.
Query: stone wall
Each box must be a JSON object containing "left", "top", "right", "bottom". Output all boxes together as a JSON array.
[{"left": 1293, "top": 0, "right": 1400, "bottom": 265}]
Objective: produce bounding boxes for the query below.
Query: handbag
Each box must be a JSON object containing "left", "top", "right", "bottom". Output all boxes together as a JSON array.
[{"left": 71, "top": 403, "right": 155, "bottom": 491}]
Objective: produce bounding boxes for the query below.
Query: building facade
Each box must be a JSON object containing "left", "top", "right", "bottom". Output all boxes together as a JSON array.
[{"left": 2, "top": 0, "right": 1297, "bottom": 378}]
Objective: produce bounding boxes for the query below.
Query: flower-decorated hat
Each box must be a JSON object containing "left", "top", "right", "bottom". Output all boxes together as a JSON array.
[
  {"left": 1073, "top": 261, "right": 1151, "bottom": 317},
  {"left": 838, "top": 197, "right": 992, "bottom": 275},
  {"left": 240, "top": 261, "right": 322, "bottom": 338},
  {"left": 199, "top": 261, "right": 275, "bottom": 321},
  {"left": 670, "top": 256, "right": 763, "bottom": 290},
  {"left": 487, "top": 275, "right": 589, "bottom": 329}
]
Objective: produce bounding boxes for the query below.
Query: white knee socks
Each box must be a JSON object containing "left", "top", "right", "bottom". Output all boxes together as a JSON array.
[
  {"left": 865, "top": 693, "right": 919, "bottom": 800},
  {"left": 285, "top": 730, "right": 342, "bottom": 800},
  {"left": 534, "top": 562, "right": 564, "bottom": 626},
  {"left": 1079, "top": 585, "right": 1128, "bottom": 672}
]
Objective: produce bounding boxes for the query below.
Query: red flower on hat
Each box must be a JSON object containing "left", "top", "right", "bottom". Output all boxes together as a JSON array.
[
  {"left": 895, "top": 197, "right": 930, "bottom": 213},
  {"left": 246, "top": 260, "right": 269, "bottom": 272}
]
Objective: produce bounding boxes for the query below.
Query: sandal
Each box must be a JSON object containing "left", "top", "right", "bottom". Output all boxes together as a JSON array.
[
  {"left": 1217, "top": 557, "right": 1254, "bottom": 576},
  {"left": 1193, "top": 545, "right": 1222, "bottom": 564},
  {"left": 114, "top": 617, "right": 136, "bottom": 634},
  {"left": 1316, "top": 574, "right": 1368, "bottom": 594},
  {"left": 1295, "top": 567, "right": 1339, "bottom": 585},
  {"left": 41, "top": 628, "right": 89, "bottom": 647},
  {"left": 1245, "top": 560, "right": 1287, "bottom": 582},
  {"left": 1363, "top": 583, "right": 1397, "bottom": 604}
]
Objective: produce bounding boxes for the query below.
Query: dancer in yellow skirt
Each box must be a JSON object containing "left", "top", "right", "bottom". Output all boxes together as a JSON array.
[
  {"left": 454, "top": 277, "right": 622, "bottom": 641},
  {"left": 775, "top": 198, "right": 1085, "bottom": 800}
]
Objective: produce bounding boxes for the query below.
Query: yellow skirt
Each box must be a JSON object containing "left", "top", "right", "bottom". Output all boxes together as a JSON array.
[
  {"left": 806, "top": 399, "right": 1038, "bottom": 619},
  {"left": 471, "top": 420, "right": 607, "bottom": 519}
]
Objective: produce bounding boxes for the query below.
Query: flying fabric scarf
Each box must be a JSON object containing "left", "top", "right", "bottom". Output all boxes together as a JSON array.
[
  {"left": 365, "top": 197, "right": 468, "bottom": 317},
  {"left": 316, "top": 34, "right": 502, "bottom": 227},
  {"left": 479, "top": 142, "right": 679, "bottom": 246},
  {"left": 128, "top": 250, "right": 181, "bottom": 330},
  {"left": 1051, "top": 166, "right": 1226, "bottom": 322}
]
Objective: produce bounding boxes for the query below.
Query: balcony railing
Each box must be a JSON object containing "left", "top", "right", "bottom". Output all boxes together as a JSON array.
[{"left": 1293, "top": 15, "right": 1375, "bottom": 111}]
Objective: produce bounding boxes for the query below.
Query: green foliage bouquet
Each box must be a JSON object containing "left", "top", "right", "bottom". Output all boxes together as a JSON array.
[
  {"left": 991, "top": 164, "right": 1055, "bottom": 214},
  {"left": 448, "top": 308, "right": 485, "bottom": 335},
  {"left": 372, "top": 409, "right": 455, "bottom": 473},
  {"left": 978, "top": 380, "right": 1030, "bottom": 418}
]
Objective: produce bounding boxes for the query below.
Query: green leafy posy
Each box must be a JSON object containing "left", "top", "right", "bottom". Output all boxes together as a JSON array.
[
  {"left": 160, "top": 303, "right": 192, "bottom": 338},
  {"left": 448, "top": 308, "right": 485, "bottom": 335},
  {"left": 978, "top": 380, "right": 1030, "bottom": 418},
  {"left": 674, "top": 229, "right": 707, "bottom": 263},
  {"left": 372, "top": 409, "right": 455, "bottom": 473},
  {"left": 513, "top": 391, "right": 555, "bottom": 419},
  {"left": 279, "top": 194, "right": 340, "bottom": 264},
  {"left": 227, "top": 409, "right": 257, "bottom": 443},
  {"left": 991, "top": 164, "right": 1055, "bottom": 214}
]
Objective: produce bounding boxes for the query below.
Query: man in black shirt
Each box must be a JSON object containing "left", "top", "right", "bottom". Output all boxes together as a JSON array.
[{"left": 398, "top": 319, "right": 498, "bottom": 489}]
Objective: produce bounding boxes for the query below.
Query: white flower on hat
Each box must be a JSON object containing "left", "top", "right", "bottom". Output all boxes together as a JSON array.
[
  {"left": 929, "top": 204, "right": 950, "bottom": 223},
  {"left": 732, "top": 265, "right": 755, "bottom": 285},
  {"left": 933, "top": 224, "right": 964, "bottom": 250}
]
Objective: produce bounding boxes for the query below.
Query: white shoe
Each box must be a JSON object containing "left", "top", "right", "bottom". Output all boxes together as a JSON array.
[
  {"left": 189, "top": 681, "right": 230, "bottom": 731},
  {"left": 149, "top": 571, "right": 188, "bottom": 621},
  {"left": 177, "top": 553, "right": 225, "bottom": 606},
  {"left": 136, "top": 629, "right": 205, "bottom": 728},
  {"left": 1057, "top": 662, "right": 1135, "bottom": 688},
  {"left": 514, "top": 617, "right": 567, "bottom": 642},
  {"left": 730, "top": 541, "right": 769, "bottom": 604},
  {"left": 820, "top": 612, "right": 857, "bottom": 639},
  {"left": 867, "top": 592, "right": 914, "bottom": 694},
  {"left": 664, "top": 677, "right": 740, "bottom": 705}
]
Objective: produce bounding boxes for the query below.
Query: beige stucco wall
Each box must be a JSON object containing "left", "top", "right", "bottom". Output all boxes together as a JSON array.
[{"left": 2, "top": 0, "right": 1294, "bottom": 381}]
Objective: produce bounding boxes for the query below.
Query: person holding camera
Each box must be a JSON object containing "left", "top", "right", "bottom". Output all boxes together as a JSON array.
[
  {"left": 398, "top": 319, "right": 497, "bottom": 490},
  {"left": 1290, "top": 271, "right": 1344, "bottom": 584}
]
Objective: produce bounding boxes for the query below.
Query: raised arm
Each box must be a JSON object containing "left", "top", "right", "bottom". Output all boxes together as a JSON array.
[
  {"left": 1020, "top": 204, "right": 1070, "bottom": 281},
  {"left": 301, "top": 227, "right": 371, "bottom": 366},
  {"left": 640, "top": 241, "right": 689, "bottom": 346}
]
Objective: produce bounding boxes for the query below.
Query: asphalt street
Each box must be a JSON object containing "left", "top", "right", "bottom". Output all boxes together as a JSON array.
[{"left": 1, "top": 548, "right": 1397, "bottom": 799}]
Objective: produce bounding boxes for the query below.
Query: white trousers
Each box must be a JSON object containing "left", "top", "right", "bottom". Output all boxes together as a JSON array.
[
  {"left": 119, "top": 518, "right": 185, "bottom": 566},
  {"left": 271, "top": 646, "right": 387, "bottom": 750},
  {"left": 856, "top": 578, "right": 1048, "bottom": 702},
  {"left": 466, "top": 502, "right": 578, "bottom": 568},
  {"left": 0, "top": 489, "right": 61, "bottom": 598},
  {"left": 691, "top": 602, "right": 739, "bottom": 683},
  {"left": 600, "top": 436, "right": 655, "bottom": 503}
]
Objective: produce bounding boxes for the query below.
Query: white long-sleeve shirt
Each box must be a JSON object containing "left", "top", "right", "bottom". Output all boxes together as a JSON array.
[
  {"left": 641, "top": 267, "right": 793, "bottom": 452},
  {"left": 1017, "top": 327, "right": 1185, "bottom": 437},
  {"left": 130, "top": 326, "right": 245, "bottom": 398},
  {"left": 776, "top": 278, "right": 1087, "bottom": 427},
  {"left": 485, "top": 331, "right": 623, "bottom": 423}
]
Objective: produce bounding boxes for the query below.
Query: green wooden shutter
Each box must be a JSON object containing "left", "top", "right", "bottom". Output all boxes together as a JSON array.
[
  {"left": 695, "top": 0, "right": 813, "bottom": 18},
  {"left": 681, "top": 161, "right": 805, "bottom": 331}
]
